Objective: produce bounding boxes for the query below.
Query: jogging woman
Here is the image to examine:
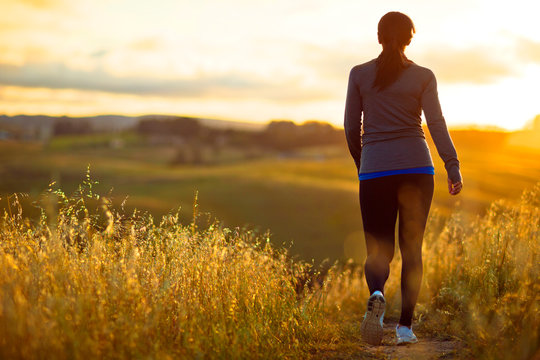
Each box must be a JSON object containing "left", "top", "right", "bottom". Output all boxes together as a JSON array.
[{"left": 344, "top": 11, "right": 463, "bottom": 346}]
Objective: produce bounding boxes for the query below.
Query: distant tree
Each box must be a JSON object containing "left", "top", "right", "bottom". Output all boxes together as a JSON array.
[
  {"left": 53, "top": 119, "right": 91, "bottom": 136},
  {"left": 297, "top": 121, "right": 338, "bottom": 146},
  {"left": 256, "top": 120, "right": 344, "bottom": 151},
  {"left": 261, "top": 120, "right": 299, "bottom": 151},
  {"left": 170, "top": 117, "right": 201, "bottom": 138},
  {"left": 137, "top": 116, "right": 201, "bottom": 138},
  {"left": 136, "top": 117, "right": 161, "bottom": 134}
]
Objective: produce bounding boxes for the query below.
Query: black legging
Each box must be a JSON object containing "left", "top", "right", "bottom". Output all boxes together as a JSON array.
[{"left": 360, "top": 173, "right": 434, "bottom": 327}]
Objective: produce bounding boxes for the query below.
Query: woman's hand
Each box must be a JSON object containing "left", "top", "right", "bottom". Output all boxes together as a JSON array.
[{"left": 448, "top": 178, "right": 463, "bottom": 195}]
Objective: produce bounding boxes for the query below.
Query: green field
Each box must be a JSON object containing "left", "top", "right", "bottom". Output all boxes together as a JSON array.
[{"left": 1, "top": 130, "right": 539, "bottom": 265}]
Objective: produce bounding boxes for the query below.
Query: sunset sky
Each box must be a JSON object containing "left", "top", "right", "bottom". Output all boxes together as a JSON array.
[{"left": 1, "top": 0, "right": 539, "bottom": 130}]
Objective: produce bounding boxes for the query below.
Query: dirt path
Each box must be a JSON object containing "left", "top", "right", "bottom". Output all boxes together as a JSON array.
[
  {"left": 363, "top": 321, "right": 466, "bottom": 360},
  {"left": 309, "top": 313, "right": 469, "bottom": 360}
]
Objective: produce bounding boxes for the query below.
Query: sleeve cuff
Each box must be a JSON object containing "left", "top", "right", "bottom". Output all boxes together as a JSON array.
[{"left": 447, "top": 165, "right": 462, "bottom": 183}]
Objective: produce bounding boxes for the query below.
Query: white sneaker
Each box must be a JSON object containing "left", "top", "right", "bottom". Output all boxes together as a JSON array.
[
  {"left": 361, "top": 290, "right": 386, "bottom": 345},
  {"left": 396, "top": 324, "right": 418, "bottom": 345}
]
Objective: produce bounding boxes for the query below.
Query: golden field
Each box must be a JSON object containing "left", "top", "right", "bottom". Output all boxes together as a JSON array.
[{"left": 0, "top": 128, "right": 539, "bottom": 359}]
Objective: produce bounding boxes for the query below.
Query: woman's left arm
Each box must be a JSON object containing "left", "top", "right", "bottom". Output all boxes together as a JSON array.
[{"left": 421, "top": 69, "right": 462, "bottom": 192}]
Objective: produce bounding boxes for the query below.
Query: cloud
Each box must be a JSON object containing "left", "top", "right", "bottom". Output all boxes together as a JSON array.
[
  {"left": 128, "top": 37, "right": 164, "bottom": 52},
  {"left": 11, "top": 0, "right": 63, "bottom": 8},
  {"left": 89, "top": 49, "right": 109, "bottom": 58},
  {"left": 296, "top": 41, "right": 517, "bottom": 86},
  {"left": 0, "top": 61, "right": 334, "bottom": 102},
  {"left": 414, "top": 48, "right": 515, "bottom": 84},
  {"left": 301, "top": 42, "right": 379, "bottom": 80},
  {"left": 515, "top": 37, "right": 540, "bottom": 64}
]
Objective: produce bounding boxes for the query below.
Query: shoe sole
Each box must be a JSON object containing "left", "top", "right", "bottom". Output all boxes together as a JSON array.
[
  {"left": 397, "top": 338, "right": 418, "bottom": 345},
  {"left": 361, "top": 294, "right": 385, "bottom": 345}
]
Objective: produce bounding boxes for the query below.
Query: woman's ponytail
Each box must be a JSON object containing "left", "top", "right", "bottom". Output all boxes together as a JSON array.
[{"left": 372, "top": 12, "right": 415, "bottom": 91}]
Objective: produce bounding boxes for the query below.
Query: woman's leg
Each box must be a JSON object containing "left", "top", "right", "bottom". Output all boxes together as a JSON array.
[
  {"left": 360, "top": 176, "right": 399, "bottom": 294},
  {"left": 396, "top": 174, "right": 434, "bottom": 327}
]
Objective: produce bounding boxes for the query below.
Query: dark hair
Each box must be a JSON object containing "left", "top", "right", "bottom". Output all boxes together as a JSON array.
[{"left": 373, "top": 12, "right": 415, "bottom": 91}]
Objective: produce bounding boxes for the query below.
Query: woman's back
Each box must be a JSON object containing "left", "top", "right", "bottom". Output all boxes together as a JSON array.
[
  {"left": 345, "top": 58, "right": 461, "bottom": 182},
  {"left": 352, "top": 59, "right": 432, "bottom": 142}
]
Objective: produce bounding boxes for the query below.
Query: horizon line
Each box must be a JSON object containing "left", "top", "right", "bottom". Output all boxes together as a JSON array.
[{"left": 1, "top": 112, "right": 536, "bottom": 132}]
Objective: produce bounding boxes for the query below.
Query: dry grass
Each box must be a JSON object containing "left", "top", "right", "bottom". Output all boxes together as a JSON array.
[
  {"left": 0, "top": 171, "right": 538, "bottom": 359},
  {"left": 0, "top": 172, "right": 329, "bottom": 359}
]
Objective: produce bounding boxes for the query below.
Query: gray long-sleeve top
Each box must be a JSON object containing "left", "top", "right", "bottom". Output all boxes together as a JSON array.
[{"left": 344, "top": 59, "right": 462, "bottom": 183}]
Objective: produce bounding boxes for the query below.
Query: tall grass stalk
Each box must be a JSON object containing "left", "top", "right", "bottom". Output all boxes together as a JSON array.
[
  {"left": 421, "top": 184, "right": 539, "bottom": 359},
  {"left": 0, "top": 178, "right": 325, "bottom": 359}
]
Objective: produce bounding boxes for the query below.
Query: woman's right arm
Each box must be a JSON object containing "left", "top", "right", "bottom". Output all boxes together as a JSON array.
[
  {"left": 421, "top": 69, "right": 463, "bottom": 194},
  {"left": 344, "top": 67, "right": 363, "bottom": 172}
]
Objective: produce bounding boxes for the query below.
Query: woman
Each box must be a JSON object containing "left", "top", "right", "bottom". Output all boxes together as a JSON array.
[{"left": 344, "top": 11, "right": 463, "bottom": 346}]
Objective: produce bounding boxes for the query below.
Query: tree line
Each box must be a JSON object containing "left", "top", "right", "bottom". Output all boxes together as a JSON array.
[{"left": 136, "top": 116, "right": 343, "bottom": 152}]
